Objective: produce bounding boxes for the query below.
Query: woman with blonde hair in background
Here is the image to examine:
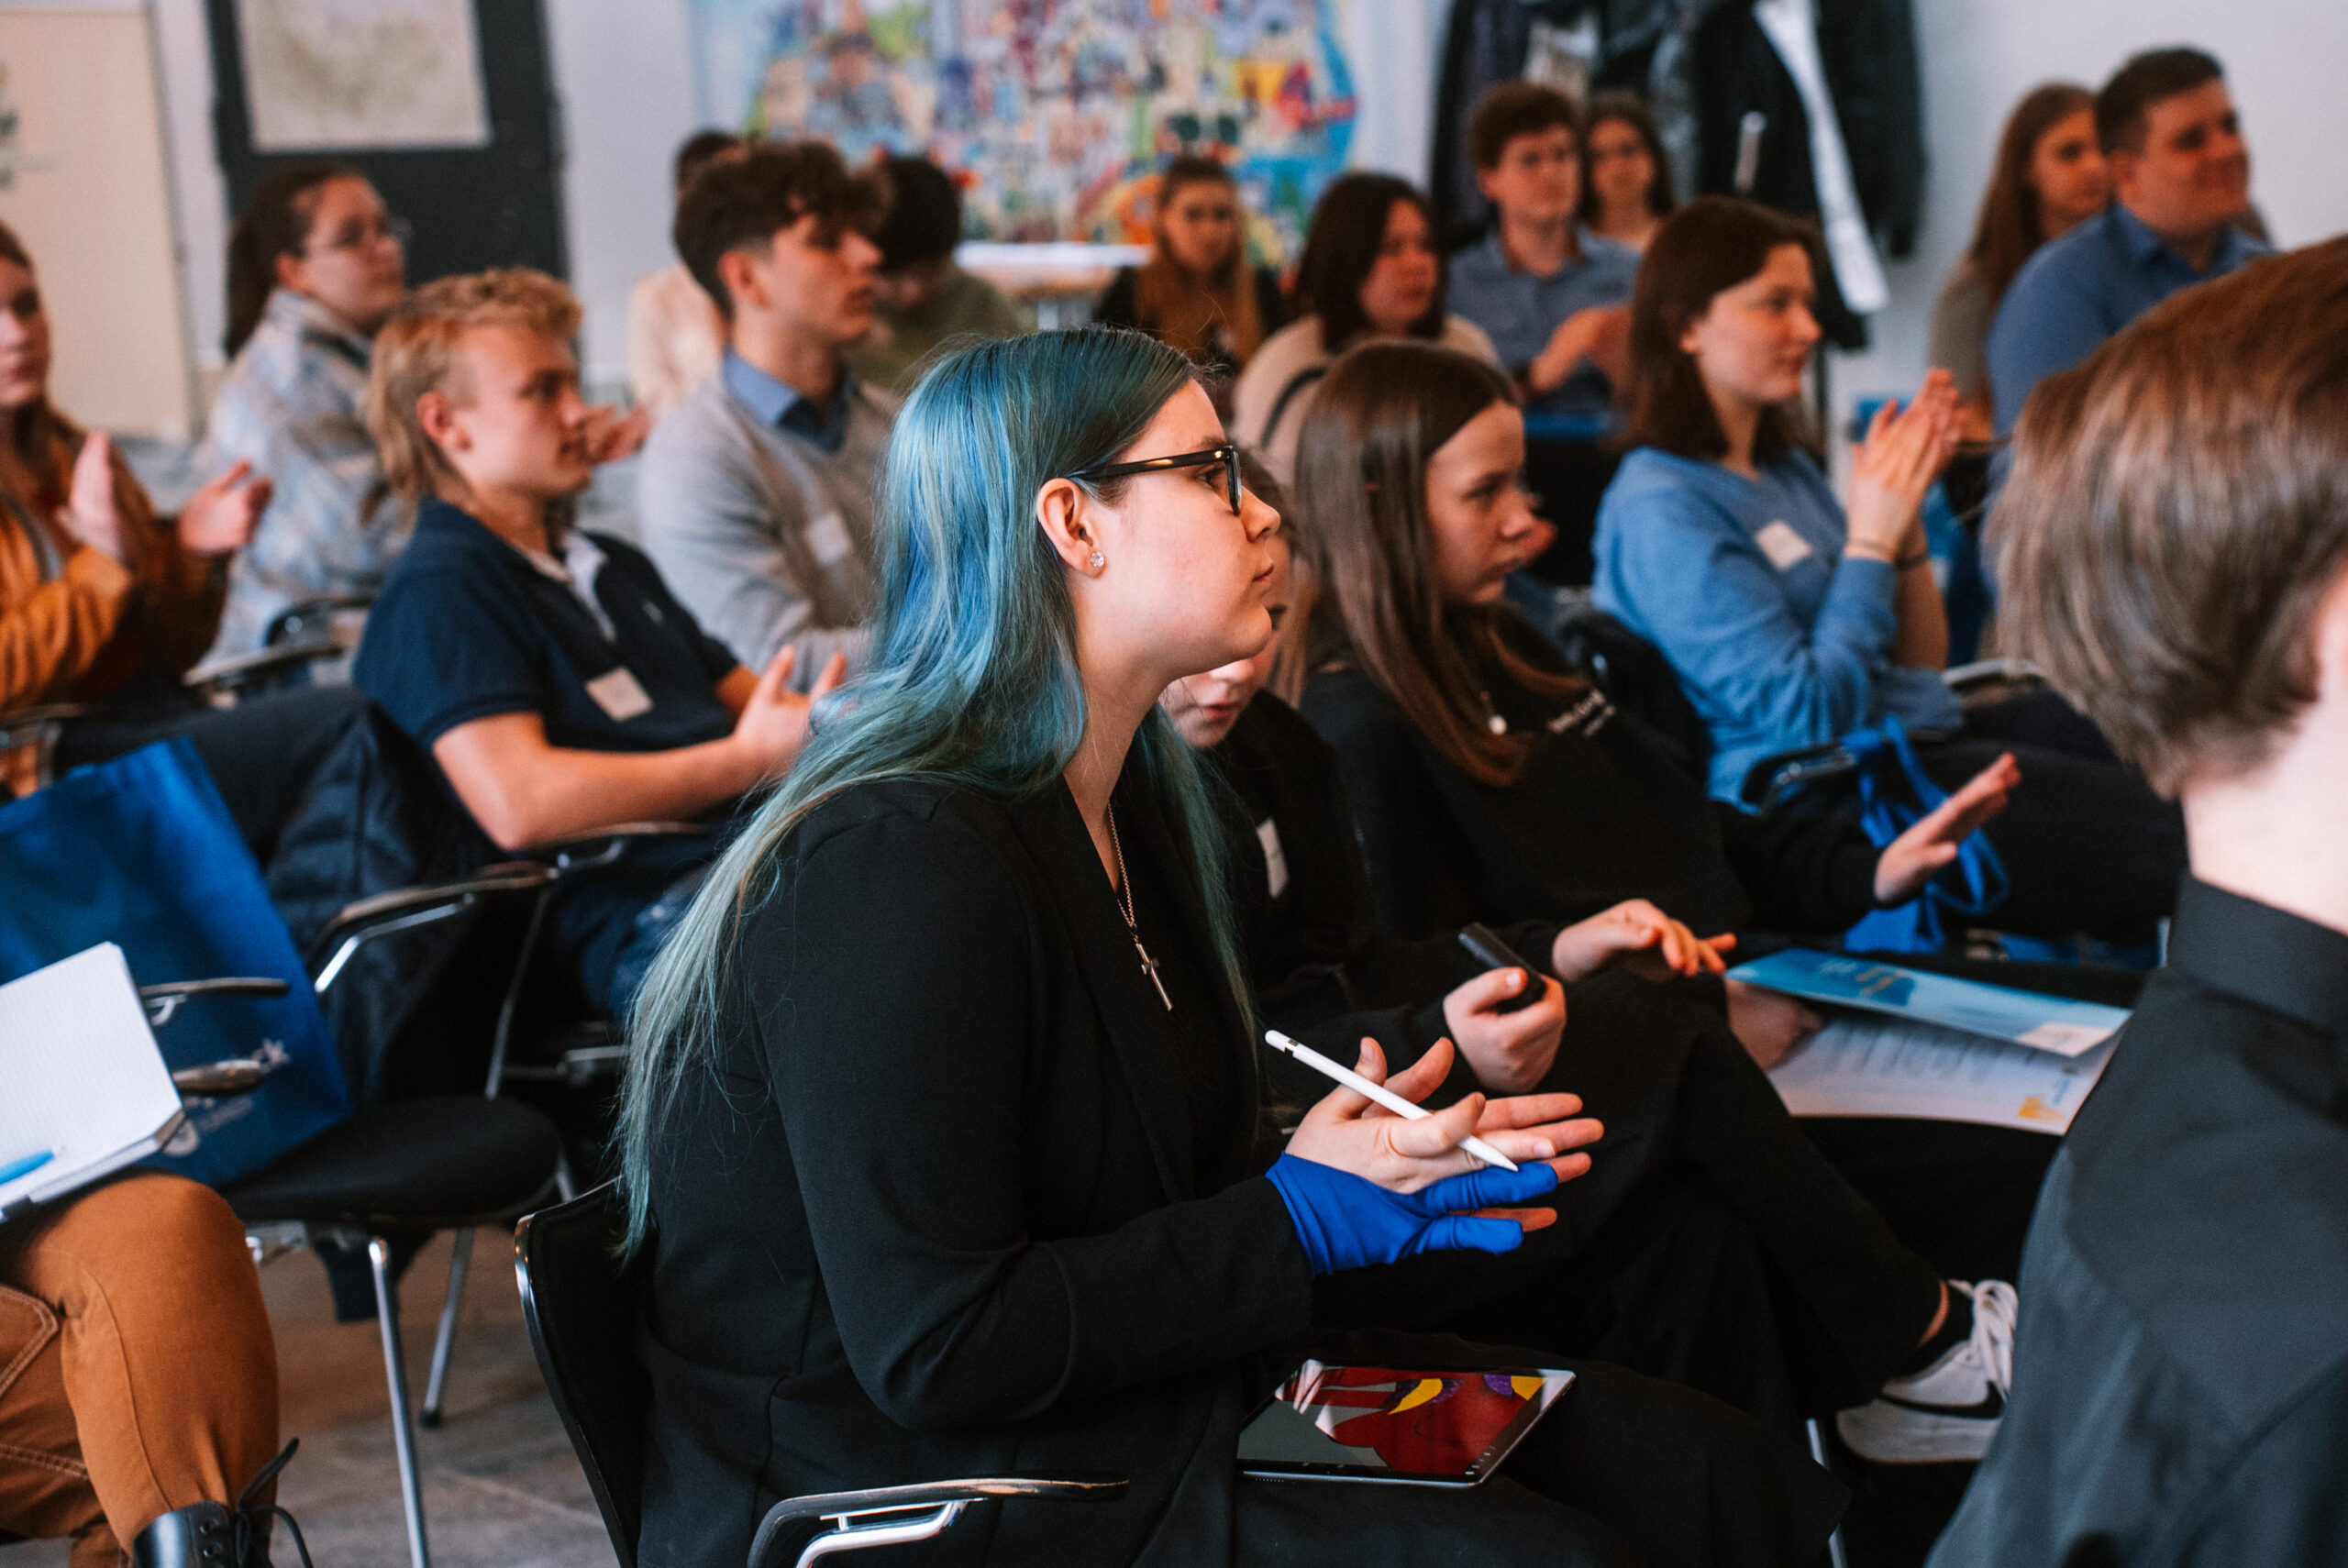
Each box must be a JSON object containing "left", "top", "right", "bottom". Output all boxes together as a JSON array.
[{"left": 1095, "top": 153, "right": 1290, "bottom": 386}]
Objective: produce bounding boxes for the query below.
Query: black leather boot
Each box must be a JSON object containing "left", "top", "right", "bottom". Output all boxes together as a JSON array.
[
  {"left": 129, "top": 1440, "right": 308, "bottom": 1568},
  {"left": 129, "top": 1500, "right": 238, "bottom": 1568}
]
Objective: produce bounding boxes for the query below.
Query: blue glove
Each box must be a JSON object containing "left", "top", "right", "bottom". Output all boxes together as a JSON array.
[{"left": 1265, "top": 1152, "right": 1560, "bottom": 1276}]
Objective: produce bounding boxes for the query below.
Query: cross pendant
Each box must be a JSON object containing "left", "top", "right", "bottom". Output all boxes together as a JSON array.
[{"left": 1133, "top": 934, "right": 1172, "bottom": 1010}]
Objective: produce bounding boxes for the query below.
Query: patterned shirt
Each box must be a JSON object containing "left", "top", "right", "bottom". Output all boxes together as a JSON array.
[{"left": 201, "top": 289, "right": 412, "bottom": 658}]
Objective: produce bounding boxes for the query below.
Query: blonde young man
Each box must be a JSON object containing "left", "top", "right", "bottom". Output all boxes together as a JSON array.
[{"left": 353, "top": 271, "right": 835, "bottom": 1016}]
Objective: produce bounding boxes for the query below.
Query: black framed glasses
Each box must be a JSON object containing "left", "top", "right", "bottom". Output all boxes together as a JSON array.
[{"left": 1068, "top": 442, "right": 1242, "bottom": 516}]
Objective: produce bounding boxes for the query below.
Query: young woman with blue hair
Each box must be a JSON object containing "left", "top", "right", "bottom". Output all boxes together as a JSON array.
[{"left": 611, "top": 328, "right": 1842, "bottom": 1567}]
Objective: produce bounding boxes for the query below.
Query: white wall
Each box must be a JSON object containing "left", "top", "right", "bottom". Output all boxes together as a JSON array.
[
  {"left": 541, "top": 0, "right": 698, "bottom": 392},
  {"left": 1826, "top": 0, "right": 2348, "bottom": 424}
]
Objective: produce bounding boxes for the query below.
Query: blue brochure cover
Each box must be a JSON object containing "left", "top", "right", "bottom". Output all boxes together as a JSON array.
[{"left": 1726, "top": 949, "right": 2128, "bottom": 1057}]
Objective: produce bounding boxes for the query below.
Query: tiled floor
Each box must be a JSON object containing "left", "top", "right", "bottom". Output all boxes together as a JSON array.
[{"left": 1, "top": 1229, "right": 617, "bottom": 1568}]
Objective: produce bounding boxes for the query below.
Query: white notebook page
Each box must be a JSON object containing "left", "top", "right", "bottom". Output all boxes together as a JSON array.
[{"left": 0, "top": 944, "right": 184, "bottom": 1213}]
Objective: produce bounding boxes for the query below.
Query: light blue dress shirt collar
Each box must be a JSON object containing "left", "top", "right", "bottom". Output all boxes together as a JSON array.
[
  {"left": 721, "top": 348, "right": 857, "bottom": 453},
  {"left": 2106, "top": 203, "right": 2260, "bottom": 280}
]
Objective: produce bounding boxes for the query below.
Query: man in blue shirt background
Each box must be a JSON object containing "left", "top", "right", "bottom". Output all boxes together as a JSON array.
[
  {"left": 1445, "top": 82, "right": 1639, "bottom": 425},
  {"left": 1986, "top": 47, "right": 2265, "bottom": 435}
]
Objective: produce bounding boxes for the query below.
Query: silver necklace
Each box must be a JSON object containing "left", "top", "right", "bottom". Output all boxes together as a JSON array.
[{"left": 1106, "top": 806, "right": 1172, "bottom": 1010}]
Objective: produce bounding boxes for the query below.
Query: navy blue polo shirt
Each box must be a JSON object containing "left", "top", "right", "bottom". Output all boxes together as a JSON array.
[
  {"left": 354, "top": 498, "right": 745, "bottom": 1012},
  {"left": 357, "top": 497, "right": 739, "bottom": 761}
]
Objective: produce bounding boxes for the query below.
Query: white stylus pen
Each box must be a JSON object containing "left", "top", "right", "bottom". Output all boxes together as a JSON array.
[{"left": 1264, "top": 1030, "right": 1521, "bottom": 1172}]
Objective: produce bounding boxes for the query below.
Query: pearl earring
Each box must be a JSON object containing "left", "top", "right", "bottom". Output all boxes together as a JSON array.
[{"left": 1088, "top": 549, "right": 1104, "bottom": 569}]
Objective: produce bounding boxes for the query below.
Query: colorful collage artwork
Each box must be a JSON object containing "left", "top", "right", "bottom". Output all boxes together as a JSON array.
[{"left": 688, "top": 0, "right": 1361, "bottom": 261}]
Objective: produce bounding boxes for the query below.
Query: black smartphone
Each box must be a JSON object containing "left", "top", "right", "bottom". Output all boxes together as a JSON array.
[{"left": 1457, "top": 922, "right": 1543, "bottom": 1013}]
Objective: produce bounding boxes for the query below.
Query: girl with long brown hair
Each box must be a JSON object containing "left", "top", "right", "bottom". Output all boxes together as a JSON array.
[
  {"left": 1231, "top": 173, "right": 1500, "bottom": 485},
  {"left": 0, "top": 223, "right": 271, "bottom": 791},
  {"left": 1094, "top": 155, "right": 1288, "bottom": 385},
  {"left": 1591, "top": 196, "right": 2184, "bottom": 947},
  {"left": 1928, "top": 83, "right": 2107, "bottom": 427},
  {"left": 1282, "top": 337, "right": 2060, "bottom": 1466},
  {"left": 1286, "top": 337, "right": 1999, "bottom": 970},
  {"left": 1578, "top": 92, "right": 1676, "bottom": 254}
]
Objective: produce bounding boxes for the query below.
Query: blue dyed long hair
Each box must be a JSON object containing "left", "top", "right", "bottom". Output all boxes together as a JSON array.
[{"left": 613, "top": 328, "right": 1249, "bottom": 1253}]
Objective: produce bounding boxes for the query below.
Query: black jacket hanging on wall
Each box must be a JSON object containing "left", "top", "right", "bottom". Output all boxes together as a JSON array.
[{"left": 1685, "top": 0, "right": 1923, "bottom": 347}]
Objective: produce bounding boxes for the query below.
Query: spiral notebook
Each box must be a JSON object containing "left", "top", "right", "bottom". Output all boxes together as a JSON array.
[{"left": 0, "top": 944, "right": 185, "bottom": 1220}]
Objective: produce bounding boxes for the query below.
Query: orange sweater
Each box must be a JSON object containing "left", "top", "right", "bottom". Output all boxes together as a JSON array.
[{"left": 1, "top": 418, "right": 224, "bottom": 790}]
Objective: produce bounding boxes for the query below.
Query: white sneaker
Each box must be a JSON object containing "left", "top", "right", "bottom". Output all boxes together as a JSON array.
[{"left": 1836, "top": 1279, "right": 2017, "bottom": 1463}]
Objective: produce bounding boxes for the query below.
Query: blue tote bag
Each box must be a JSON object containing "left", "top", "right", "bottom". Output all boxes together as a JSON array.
[{"left": 0, "top": 738, "right": 351, "bottom": 1187}]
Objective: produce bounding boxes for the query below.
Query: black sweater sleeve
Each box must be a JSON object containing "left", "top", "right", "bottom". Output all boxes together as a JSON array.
[
  {"left": 1299, "top": 671, "right": 1496, "bottom": 941},
  {"left": 1712, "top": 800, "right": 1882, "bottom": 935}
]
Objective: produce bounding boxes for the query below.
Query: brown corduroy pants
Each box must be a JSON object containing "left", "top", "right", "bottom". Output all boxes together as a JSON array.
[{"left": 0, "top": 1174, "right": 278, "bottom": 1567}]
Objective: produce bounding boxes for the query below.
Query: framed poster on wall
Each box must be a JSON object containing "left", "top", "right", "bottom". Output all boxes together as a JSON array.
[{"left": 235, "top": 0, "right": 493, "bottom": 152}]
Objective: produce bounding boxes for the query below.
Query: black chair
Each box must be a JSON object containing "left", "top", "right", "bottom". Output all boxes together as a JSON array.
[
  {"left": 1541, "top": 592, "right": 1713, "bottom": 781},
  {"left": 222, "top": 864, "right": 566, "bottom": 1568},
  {"left": 0, "top": 636, "right": 356, "bottom": 792},
  {"left": 265, "top": 592, "right": 377, "bottom": 653},
  {"left": 515, "top": 1183, "right": 1126, "bottom": 1568}
]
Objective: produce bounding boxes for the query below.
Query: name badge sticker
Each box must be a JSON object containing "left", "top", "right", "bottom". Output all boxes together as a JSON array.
[
  {"left": 806, "top": 511, "right": 856, "bottom": 568},
  {"left": 585, "top": 666, "right": 653, "bottom": 722},
  {"left": 1257, "top": 818, "right": 1290, "bottom": 900},
  {"left": 1753, "top": 520, "right": 1815, "bottom": 571}
]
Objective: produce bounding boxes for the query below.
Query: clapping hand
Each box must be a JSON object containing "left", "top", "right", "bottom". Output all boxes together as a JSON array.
[
  {"left": 61, "top": 432, "right": 128, "bottom": 563},
  {"left": 1846, "top": 370, "right": 1962, "bottom": 562},
  {"left": 177, "top": 459, "right": 272, "bottom": 558},
  {"left": 1873, "top": 752, "right": 2021, "bottom": 905}
]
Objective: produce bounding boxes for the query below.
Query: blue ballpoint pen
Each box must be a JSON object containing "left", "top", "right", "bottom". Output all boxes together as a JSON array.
[{"left": 0, "top": 1150, "right": 54, "bottom": 1186}]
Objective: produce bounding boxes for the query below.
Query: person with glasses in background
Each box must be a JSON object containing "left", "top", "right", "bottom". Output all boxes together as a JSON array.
[
  {"left": 1578, "top": 93, "right": 1675, "bottom": 255},
  {"left": 202, "top": 166, "right": 412, "bottom": 659}
]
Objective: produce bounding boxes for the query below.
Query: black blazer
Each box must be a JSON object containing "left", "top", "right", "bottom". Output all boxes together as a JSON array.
[
  {"left": 637, "top": 763, "right": 1312, "bottom": 1568},
  {"left": 1297, "top": 619, "right": 1881, "bottom": 944}
]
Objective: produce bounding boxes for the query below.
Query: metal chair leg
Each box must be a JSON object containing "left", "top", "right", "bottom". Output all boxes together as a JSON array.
[
  {"left": 370, "top": 1234, "right": 433, "bottom": 1568},
  {"left": 1805, "top": 1418, "right": 1850, "bottom": 1568},
  {"left": 420, "top": 1227, "right": 473, "bottom": 1429}
]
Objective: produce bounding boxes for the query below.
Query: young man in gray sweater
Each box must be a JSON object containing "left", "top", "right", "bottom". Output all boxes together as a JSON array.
[{"left": 637, "top": 141, "right": 898, "bottom": 679}]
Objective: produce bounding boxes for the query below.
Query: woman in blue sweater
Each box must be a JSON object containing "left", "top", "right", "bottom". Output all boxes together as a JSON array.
[{"left": 1592, "top": 197, "right": 2182, "bottom": 943}]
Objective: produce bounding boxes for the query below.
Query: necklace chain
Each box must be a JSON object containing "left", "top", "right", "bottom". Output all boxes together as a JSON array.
[{"left": 1105, "top": 805, "right": 1173, "bottom": 1010}]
